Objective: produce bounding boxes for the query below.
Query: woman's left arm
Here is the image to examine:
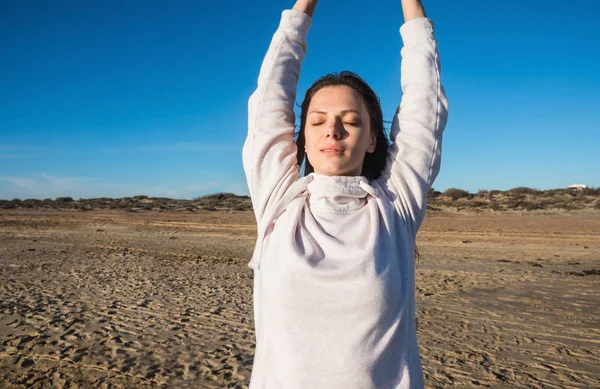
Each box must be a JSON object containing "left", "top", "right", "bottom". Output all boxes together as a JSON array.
[
  {"left": 379, "top": 0, "right": 449, "bottom": 234},
  {"left": 401, "top": 0, "right": 426, "bottom": 21}
]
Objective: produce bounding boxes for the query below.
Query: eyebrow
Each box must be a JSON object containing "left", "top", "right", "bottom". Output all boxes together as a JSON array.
[{"left": 307, "top": 109, "right": 362, "bottom": 116}]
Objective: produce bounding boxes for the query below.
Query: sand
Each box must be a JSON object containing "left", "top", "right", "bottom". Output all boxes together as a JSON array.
[{"left": 0, "top": 208, "right": 598, "bottom": 388}]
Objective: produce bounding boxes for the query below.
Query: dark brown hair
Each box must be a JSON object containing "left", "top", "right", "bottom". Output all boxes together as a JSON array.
[{"left": 295, "top": 71, "right": 390, "bottom": 180}]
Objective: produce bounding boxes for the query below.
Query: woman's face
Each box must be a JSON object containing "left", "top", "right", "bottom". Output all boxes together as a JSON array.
[{"left": 304, "top": 86, "right": 376, "bottom": 177}]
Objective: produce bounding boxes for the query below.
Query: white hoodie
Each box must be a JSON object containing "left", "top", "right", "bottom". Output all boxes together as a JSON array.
[{"left": 242, "top": 9, "right": 448, "bottom": 389}]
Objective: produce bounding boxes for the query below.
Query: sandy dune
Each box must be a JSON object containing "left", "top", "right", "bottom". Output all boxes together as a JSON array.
[{"left": 0, "top": 209, "right": 598, "bottom": 388}]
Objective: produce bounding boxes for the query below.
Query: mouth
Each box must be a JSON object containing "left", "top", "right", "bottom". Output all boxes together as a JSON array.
[{"left": 320, "top": 148, "right": 345, "bottom": 156}]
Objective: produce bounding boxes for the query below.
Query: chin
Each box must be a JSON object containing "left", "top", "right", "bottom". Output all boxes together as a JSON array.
[
  {"left": 308, "top": 156, "right": 361, "bottom": 176},
  {"left": 314, "top": 165, "right": 359, "bottom": 177}
]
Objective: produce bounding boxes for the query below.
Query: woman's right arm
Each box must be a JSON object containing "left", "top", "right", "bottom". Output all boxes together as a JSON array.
[{"left": 242, "top": 0, "right": 317, "bottom": 224}]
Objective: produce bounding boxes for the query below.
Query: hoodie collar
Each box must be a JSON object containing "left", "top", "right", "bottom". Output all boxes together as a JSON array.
[{"left": 306, "top": 173, "right": 378, "bottom": 212}]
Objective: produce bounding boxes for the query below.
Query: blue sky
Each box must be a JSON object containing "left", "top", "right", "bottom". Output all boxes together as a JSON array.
[{"left": 1, "top": 0, "right": 599, "bottom": 199}]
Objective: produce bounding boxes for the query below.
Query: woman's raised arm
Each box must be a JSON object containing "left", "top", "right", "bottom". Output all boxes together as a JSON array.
[
  {"left": 242, "top": 1, "right": 318, "bottom": 224},
  {"left": 401, "top": 0, "right": 426, "bottom": 21},
  {"left": 378, "top": 0, "right": 449, "bottom": 233},
  {"left": 293, "top": 0, "right": 318, "bottom": 17}
]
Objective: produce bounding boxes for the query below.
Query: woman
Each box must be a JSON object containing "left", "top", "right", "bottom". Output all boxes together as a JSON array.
[{"left": 242, "top": 0, "right": 448, "bottom": 387}]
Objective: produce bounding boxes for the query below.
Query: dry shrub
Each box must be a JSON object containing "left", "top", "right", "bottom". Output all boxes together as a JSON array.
[
  {"left": 0, "top": 200, "right": 16, "bottom": 209},
  {"left": 506, "top": 200, "right": 519, "bottom": 209},
  {"left": 581, "top": 187, "right": 600, "bottom": 196},
  {"left": 427, "top": 187, "right": 441, "bottom": 199},
  {"left": 21, "top": 199, "right": 41, "bottom": 208},
  {"left": 505, "top": 200, "right": 541, "bottom": 211},
  {"left": 194, "top": 192, "right": 239, "bottom": 201},
  {"left": 539, "top": 199, "right": 559, "bottom": 209},
  {"left": 508, "top": 187, "right": 541, "bottom": 196},
  {"left": 443, "top": 188, "right": 470, "bottom": 200},
  {"left": 487, "top": 190, "right": 501, "bottom": 200},
  {"left": 466, "top": 201, "right": 487, "bottom": 208},
  {"left": 523, "top": 201, "right": 543, "bottom": 211},
  {"left": 555, "top": 201, "right": 578, "bottom": 210}
]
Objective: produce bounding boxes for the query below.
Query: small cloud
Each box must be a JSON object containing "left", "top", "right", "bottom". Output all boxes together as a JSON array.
[
  {"left": 0, "top": 144, "right": 48, "bottom": 158},
  {"left": 39, "top": 173, "right": 91, "bottom": 189},
  {"left": 0, "top": 176, "right": 38, "bottom": 194},
  {"left": 0, "top": 174, "right": 94, "bottom": 199}
]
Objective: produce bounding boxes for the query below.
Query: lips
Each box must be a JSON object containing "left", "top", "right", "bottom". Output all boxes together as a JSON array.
[
  {"left": 319, "top": 146, "right": 345, "bottom": 152},
  {"left": 320, "top": 147, "right": 344, "bottom": 156}
]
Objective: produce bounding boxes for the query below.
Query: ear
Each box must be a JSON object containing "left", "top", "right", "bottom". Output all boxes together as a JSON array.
[{"left": 367, "top": 134, "right": 377, "bottom": 153}]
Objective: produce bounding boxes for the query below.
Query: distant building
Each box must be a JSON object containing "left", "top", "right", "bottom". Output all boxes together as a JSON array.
[{"left": 568, "top": 184, "right": 588, "bottom": 191}]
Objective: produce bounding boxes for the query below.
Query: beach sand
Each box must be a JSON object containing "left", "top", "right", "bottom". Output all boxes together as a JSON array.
[{"left": 0, "top": 209, "right": 598, "bottom": 388}]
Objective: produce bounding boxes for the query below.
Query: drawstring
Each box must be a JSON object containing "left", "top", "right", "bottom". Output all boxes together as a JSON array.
[
  {"left": 359, "top": 180, "right": 379, "bottom": 198},
  {"left": 248, "top": 174, "right": 315, "bottom": 270}
]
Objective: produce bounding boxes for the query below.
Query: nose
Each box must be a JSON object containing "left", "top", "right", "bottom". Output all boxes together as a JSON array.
[{"left": 325, "top": 118, "right": 344, "bottom": 139}]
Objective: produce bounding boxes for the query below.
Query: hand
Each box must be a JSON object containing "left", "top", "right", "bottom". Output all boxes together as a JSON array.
[
  {"left": 293, "top": 0, "right": 318, "bottom": 17},
  {"left": 401, "top": 0, "right": 427, "bottom": 22}
]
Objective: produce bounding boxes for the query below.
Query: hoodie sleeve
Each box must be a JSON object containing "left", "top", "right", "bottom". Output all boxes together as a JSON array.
[
  {"left": 378, "top": 17, "right": 449, "bottom": 234},
  {"left": 242, "top": 10, "right": 312, "bottom": 225}
]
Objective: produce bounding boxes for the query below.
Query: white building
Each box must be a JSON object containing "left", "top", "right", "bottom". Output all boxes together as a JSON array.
[{"left": 568, "top": 184, "right": 588, "bottom": 191}]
